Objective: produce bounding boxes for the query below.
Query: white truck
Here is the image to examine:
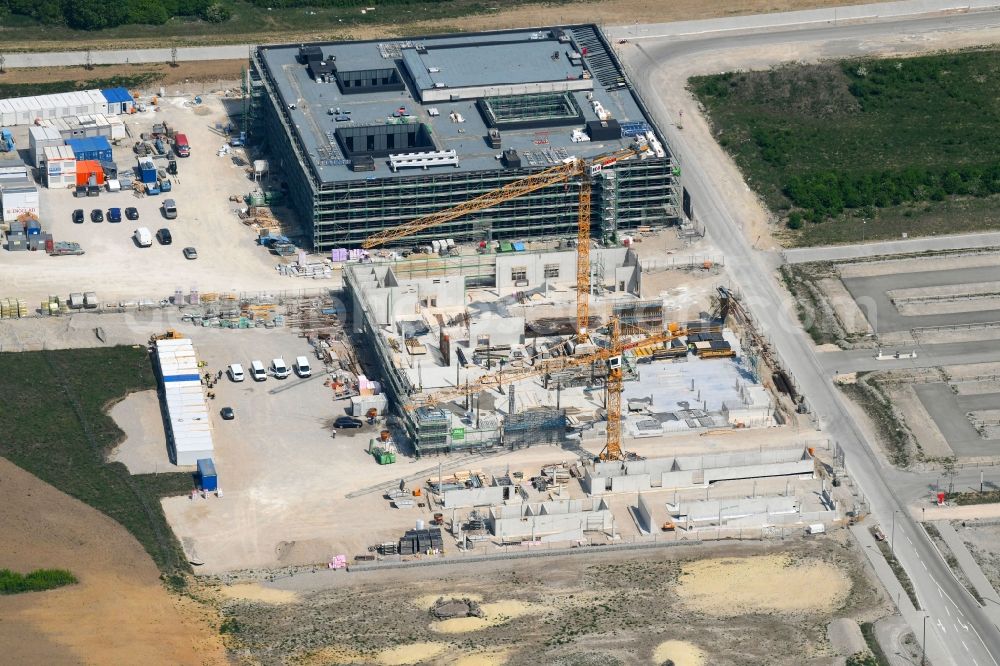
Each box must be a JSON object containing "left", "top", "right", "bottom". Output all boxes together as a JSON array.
[{"left": 806, "top": 523, "right": 826, "bottom": 536}]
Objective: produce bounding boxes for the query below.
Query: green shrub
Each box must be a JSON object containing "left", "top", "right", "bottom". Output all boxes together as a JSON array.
[{"left": 0, "top": 568, "right": 77, "bottom": 594}]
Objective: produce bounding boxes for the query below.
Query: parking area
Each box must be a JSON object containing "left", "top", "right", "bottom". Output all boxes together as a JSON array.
[
  {"left": 1, "top": 92, "right": 304, "bottom": 307},
  {"left": 841, "top": 262, "right": 1000, "bottom": 334},
  {"left": 914, "top": 382, "right": 1000, "bottom": 458}
]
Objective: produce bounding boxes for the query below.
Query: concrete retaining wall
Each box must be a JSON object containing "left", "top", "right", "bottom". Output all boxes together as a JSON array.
[{"left": 443, "top": 485, "right": 506, "bottom": 509}]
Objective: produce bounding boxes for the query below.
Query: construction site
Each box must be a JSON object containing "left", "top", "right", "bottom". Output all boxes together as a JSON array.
[{"left": 0, "top": 25, "right": 854, "bottom": 578}]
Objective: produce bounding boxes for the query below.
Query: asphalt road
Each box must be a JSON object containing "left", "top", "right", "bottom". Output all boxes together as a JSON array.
[
  {"left": 621, "top": 8, "right": 1000, "bottom": 666},
  {"left": 820, "top": 340, "right": 1000, "bottom": 373},
  {"left": 784, "top": 231, "right": 1000, "bottom": 264}
]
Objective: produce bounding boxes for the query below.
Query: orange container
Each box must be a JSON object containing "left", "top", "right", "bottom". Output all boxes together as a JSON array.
[
  {"left": 412, "top": 487, "right": 422, "bottom": 497},
  {"left": 75, "top": 160, "right": 105, "bottom": 187}
]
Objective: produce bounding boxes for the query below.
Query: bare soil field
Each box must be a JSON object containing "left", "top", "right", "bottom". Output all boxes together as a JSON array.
[
  {"left": 0, "top": 60, "right": 245, "bottom": 88},
  {"left": 955, "top": 519, "right": 1000, "bottom": 594},
  {"left": 213, "top": 537, "right": 888, "bottom": 665},
  {"left": 0, "top": 457, "right": 226, "bottom": 665}
]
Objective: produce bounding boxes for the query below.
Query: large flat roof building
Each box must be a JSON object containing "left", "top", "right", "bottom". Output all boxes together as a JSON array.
[{"left": 251, "top": 26, "right": 679, "bottom": 250}]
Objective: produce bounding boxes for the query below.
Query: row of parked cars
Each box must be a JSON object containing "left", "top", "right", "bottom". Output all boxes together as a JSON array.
[
  {"left": 73, "top": 207, "right": 139, "bottom": 223},
  {"left": 228, "top": 356, "right": 312, "bottom": 382}
]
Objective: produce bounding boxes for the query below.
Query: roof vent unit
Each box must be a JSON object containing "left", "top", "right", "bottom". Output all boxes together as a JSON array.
[
  {"left": 487, "top": 128, "right": 501, "bottom": 149},
  {"left": 428, "top": 67, "right": 440, "bottom": 73},
  {"left": 416, "top": 44, "right": 428, "bottom": 54},
  {"left": 501, "top": 149, "right": 521, "bottom": 169}
]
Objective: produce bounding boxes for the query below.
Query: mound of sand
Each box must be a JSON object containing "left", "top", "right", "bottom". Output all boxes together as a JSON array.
[
  {"left": 653, "top": 640, "right": 705, "bottom": 666},
  {"left": 430, "top": 599, "right": 542, "bottom": 634},
  {"left": 675, "top": 554, "right": 850, "bottom": 616}
]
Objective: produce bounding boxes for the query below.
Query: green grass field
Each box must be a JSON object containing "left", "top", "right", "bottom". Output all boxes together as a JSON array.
[
  {"left": 0, "top": 0, "right": 578, "bottom": 49},
  {"left": 0, "top": 347, "right": 194, "bottom": 576},
  {"left": 690, "top": 50, "right": 1000, "bottom": 244},
  {"left": 0, "top": 568, "right": 77, "bottom": 595}
]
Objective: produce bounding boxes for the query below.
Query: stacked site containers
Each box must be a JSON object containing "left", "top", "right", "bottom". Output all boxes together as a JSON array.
[
  {"left": 155, "top": 338, "right": 215, "bottom": 466},
  {"left": 66, "top": 136, "right": 113, "bottom": 162},
  {"left": 43, "top": 146, "right": 77, "bottom": 189},
  {"left": 28, "top": 126, "right": 64, "bottom": 168}
]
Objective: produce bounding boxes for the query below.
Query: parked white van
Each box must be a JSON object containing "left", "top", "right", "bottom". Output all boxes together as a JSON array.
[
  {"left": 250, "top": 360, "right": 267, "bottom": 381},
  {"left": 228, "top": 363, "right": 245, "bottom": 382},
  {"left": 271, "top": 357, "right": 290, "bottom": 379},
  {"left": 295, "top": 356, "right": 312, "bottom": 378},
  {"left": 134, "top": 227, "right": 152, "bottom": 247}
]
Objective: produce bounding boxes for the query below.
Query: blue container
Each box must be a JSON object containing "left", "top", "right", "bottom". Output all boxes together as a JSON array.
[
  {"left": 138, "top": 158, "right": 157, "bottom": 184},
  {"left": 66, "top": 136, "right": 113, "bottom": 163},
  {"left": 512, "top": 242, "right": 526, "bottom": 252},
  {"left": 197, "top": 458, "right": 218, "bottom": 492},
  {"left": 26, "top": 220, "right": 41, "bottom": 236}
]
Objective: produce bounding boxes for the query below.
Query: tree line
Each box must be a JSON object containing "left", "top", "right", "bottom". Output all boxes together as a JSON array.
[
  {"left": 0, "top": 0, "right": 229, "bottom": 29},
  {"left": 784, "top": 163, "right": 1000, "bottom": 222}
]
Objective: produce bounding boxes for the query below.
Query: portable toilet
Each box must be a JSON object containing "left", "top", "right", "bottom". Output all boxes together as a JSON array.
[{"left": 197, "top": 458, "right": 218, "bottom": 492}]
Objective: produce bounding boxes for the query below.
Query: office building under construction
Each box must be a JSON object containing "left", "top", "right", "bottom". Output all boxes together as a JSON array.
[{"left": 251, "top": 26, "right": 679, "bottom": 249}]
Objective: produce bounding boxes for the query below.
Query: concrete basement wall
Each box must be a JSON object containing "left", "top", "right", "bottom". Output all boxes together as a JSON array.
[
  {"left": 442, "top": 485, "right": 506, "bottom": 509},
  {"left": 469, "top": 315, "right": 524, "bottom": 347},
  {"left": 703, "top": 460, "right": 814, "bottom": 484}
]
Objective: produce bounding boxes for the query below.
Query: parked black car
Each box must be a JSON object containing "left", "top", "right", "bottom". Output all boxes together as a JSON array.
[
  {"left": 72, "top": 209, "right": 84, "bottom": 224},
  {"left": 90, "top": 209, "right": 104, "bottom": 223},
  {"left": 333, "top": 416, "right": 364, "bottom": 429},
  {"left": 125, "top": 207, "right": 139, "bottom": 221},
  {"left": 156, "top": 228, "right": 173, "bottom": 245}
]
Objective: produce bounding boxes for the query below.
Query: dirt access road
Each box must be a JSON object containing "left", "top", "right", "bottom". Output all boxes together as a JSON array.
[{"left": 0, "top": 457, "right": 226, "bottom": 665}]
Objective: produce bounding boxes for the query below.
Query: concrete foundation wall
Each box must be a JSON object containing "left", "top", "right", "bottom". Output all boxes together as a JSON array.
[
  {"left": 704, "top": 460, "right": 813, "bottom": 483},
  {"left": 660, "top": 470, "right": 695, "bottom": 489},
  {"left": 636, "top": 493, "right": 655, "bottom": 534},
  {"left": 677, "top": 496, "right": 800, "bottom": 525},
  {"left": 443, "top": 485, "right": 506, "bottom": 509},
  {"left": 488, "top": 498, "right": 612, "bottom": 539},
  {"left": 584, "top": 449, "right": 812, "bottom": 496},
  {"left": 469, "top": 315, "right": 524, "bottom": 347},
  {"left": 610, "top": 473, "right": 652, "bottom": 493}
]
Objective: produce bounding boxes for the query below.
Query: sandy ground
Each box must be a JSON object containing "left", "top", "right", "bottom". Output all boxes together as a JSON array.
[
  {"left": 653, "top": 640, "right": 706, "bottom": 666},
  {"left": 107, "top": 389, "right": 172, "bottom": 473},
  {"left": 820, "top": 276, "right": 873, "bottom": 336},
  {"left": 216, "top": 537, "right": 883, "bottom": 665},
  {"left": 954, "top": 520, "right": 1000, "bottom": 594},
  {"left": 0, "top": 457, "right": 226, "bottom": 665},
  {"left": 891, "top": 383, "right": 954, "bottom": 459},
  {"left": 674, "top": 553, "right": 851, "bottom": 615}
]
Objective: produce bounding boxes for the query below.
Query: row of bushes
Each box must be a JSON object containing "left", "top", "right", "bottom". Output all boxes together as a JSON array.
[
  {"left": 0, "top": 0, "right": 229, "bottom": 29},
  {"left": 0, "top": 568, "right": 77, "bottom": 594},
  {"left": 785, "top": 163, "right": 1000, "bottom": 221}
]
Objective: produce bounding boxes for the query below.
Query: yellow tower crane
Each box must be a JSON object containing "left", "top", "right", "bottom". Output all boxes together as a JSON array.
[
  {"left": 414, "top": 319, "right": 687, "bottom": 462},
  {"left": 362, "top": 148, "right": 637, "bottom": 341}
]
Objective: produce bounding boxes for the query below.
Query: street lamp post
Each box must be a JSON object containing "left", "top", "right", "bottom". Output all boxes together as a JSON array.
[
  {"left": 922, "top": 613, "right": 927, "bottom": 666},
  {"left": 891, "top": 509, "right": 898, "bottom": 556}
]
